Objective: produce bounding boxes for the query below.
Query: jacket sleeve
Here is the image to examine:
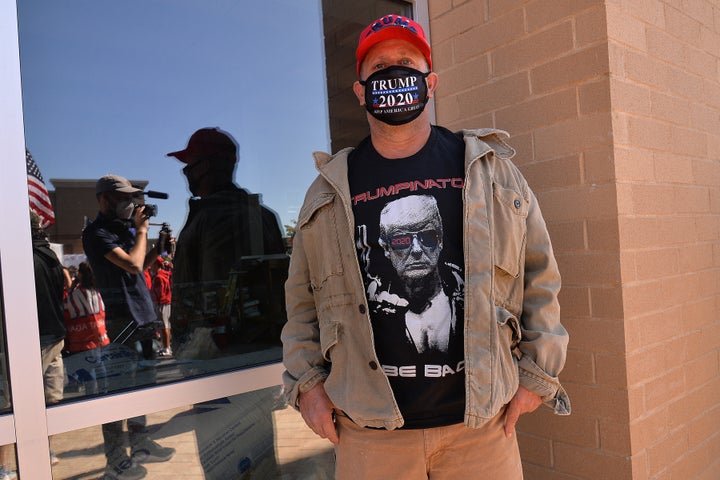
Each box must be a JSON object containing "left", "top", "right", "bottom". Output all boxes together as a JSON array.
[
  {"left": 517, "top": 187, "right": 571, "bottom": 415},
  {"left": 280, "top": 225, "right": 329, "bottom": 409}
]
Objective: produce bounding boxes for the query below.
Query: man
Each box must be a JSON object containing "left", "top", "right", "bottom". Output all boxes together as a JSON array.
[
  {"left": 281, "top": 14, "right": 570, "bottom": 479},
  {"left": 31, "top": 210, "right": 66, "bottom": 468},
  {"left": 82, "top": 175, "right": 175, "bottom": 480},
  {"left": 167, "top": 127, "right": 286, "bottom": 340},
  {"left": 31, "top": 211, "right": 66, "bottom": 407},
  {"left": 149, "top": 256, "right": 173, "bottom": 357}
]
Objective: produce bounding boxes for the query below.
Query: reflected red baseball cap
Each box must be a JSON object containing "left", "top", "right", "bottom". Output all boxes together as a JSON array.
[
  {"left": 356, "top": 14, "right": 432, "bottom": 75},
  {"left": 167, "top": 127, "right": 237, "bottom": 164}
]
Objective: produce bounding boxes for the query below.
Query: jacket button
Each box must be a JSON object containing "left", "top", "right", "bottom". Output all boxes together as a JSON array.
[
  {"left": 514, "top": 199, "right": 521, "bottom": 209},
  {"left": 359, "top": 304, "right": 366, "bottom": 314},
  {"left": 369, "top": 361, "right": 378, "bottom": 370}
]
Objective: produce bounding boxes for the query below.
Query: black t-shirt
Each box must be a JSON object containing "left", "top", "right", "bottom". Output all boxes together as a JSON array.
[
  {"left": 348, "top": 125, "right": 466, "bottom": 428},
  {"left": 81, "top": 213, "right": 155, "bottom": 333}
]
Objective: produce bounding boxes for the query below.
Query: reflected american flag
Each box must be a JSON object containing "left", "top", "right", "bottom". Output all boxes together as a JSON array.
[{"left": 26, "top": 149, "right": 55, "bottom": 228}]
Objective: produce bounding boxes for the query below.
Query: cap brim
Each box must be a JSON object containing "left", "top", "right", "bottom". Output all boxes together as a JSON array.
[
  {"left": 167, "top": 150, "right": 189, "bottom": 163},
  {"left": 116, "top": 185, "right": 143, "bottom": 194}
]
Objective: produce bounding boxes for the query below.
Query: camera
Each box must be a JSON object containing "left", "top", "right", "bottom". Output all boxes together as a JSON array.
[{"left": 135, "top": 203, "right": 158, "bottom": 217}]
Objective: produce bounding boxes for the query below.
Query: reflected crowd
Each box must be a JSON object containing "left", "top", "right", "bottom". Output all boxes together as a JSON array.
[{"left": 29, "top": 127, "right": 290, "bottom": 480}]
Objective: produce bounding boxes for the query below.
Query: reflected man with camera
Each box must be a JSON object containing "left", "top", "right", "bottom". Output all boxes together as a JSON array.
[{"left": 82, "top": 174, "right": 175, "bottom": 480}]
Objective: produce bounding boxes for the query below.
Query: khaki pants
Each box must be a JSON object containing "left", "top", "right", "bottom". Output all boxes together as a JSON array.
[
  {"left": 40, "top": 340, "right": 64, "bottom": 404},
  {"left": 335, "top": 407, "right": 523, "bottom": 480}
]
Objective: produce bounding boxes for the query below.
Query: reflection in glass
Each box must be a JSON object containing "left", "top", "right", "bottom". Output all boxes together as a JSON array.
[
  {"left": 0, "top": 444, "right": 17, "bottom": 480},
  {"left": 17, "top": 0, "right": 326, "bottom": 402},
  {"left": 50, "top": 387, "right": 333, "bottom": 479}
]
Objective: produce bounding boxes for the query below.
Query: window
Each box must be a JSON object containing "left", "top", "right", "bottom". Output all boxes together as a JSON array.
[{"left": 1, "top": 0, "right": 426, "bottom": 477}]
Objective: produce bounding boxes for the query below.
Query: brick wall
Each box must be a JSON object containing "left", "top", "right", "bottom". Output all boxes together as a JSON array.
[
  {"left": 606, "top": 0, "right": 720, "bottom": 478},
  {"left": 430, "top": 0, "right": 720, "bottom": 479}
]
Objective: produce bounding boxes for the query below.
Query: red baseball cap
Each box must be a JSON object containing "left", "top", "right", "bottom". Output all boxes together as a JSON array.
[
  {"left": 356, "top": 14, "right": 432, "bottom": 75},
  {"left": 167, "top": 127, "right": 237, "bottom": 164}
]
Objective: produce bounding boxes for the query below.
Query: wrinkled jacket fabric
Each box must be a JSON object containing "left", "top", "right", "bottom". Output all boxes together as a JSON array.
[{"left": 282, "top": 129, "right": 570, "bottom": 429}]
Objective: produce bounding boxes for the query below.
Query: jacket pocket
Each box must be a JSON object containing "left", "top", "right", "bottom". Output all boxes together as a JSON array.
[
  {"left": 319, "top": 320, "right": 339, "bottom": 362},
  {"left": 492, "top": 183, "right": 528, "bottom": 278},
  {"left": 298, "top": 193, "right": 344, "bottom": 289},
  {"left": 493, "top": 306, "right": 521, "bottom": 405}
]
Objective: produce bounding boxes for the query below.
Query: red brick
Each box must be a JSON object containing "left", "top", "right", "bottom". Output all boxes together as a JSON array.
[
  {"left": 682, "top": 0, "right": 716, "bottom": 28},
  {"left": 579, "top": 77, "right": 611, "bottom": 115},
  {"left": 495, "top": 88, "right": 578, "bottom": 135},
  {"left": 589, "top": 286, "right": 624, "bottom": 319},
  {"left": 452, "top": 9, "right": 524, "bottom": 62},
  {"left": 456, "top": 71, "right": 530, "bottom": 117},
  {"left": 599, "top": 419, "right": 632, "bottom": 456},
  {"left": 684, "top": 351, "right": 719, "bottom": 392},
  {"left": 428, "top": 0, "right": 453, "bottom": 19},
  {"left": 613, "top": 79, "right": 653, "bottom": 117},
  {"left": 621, "top": 0, "right": 665, "bottom": 27},
  {"left": 670, "top": 125, "right": 709, "bottom": 158},
  {"left": 437, "top": 55, "right": 490, "bottom": 94},
  {"left": 562, "top": 318, "right": 625, "bottom": 354},
  {"left": 556, "top": 251, "right": 621, "bottom": 286},
  {"left": 647, "top": 428, "right": 689, "bottom": 478},
  {"left": 699, "top": 27, "right": 720, "bottom": 58},
  {"left": 576, "top": 5, "right": 607, "bottom": 46},
  {"left": 547, "top": 221, "right": 586, "bottom": 253},
  {"left": 638, "top": 307, "right": 685, "bottom": 347},
  {"left": 520, "top": 154, "right": 583, "bottom": 190},
  {"left": 517, "top": 433, "right": 553, "bottom": 467},
  {"left": 643, "top": 367, "right": 685, "bottom": 412},
  {"left": 613, "top": 147, "right": 655, "bottom": 183},
  {"left": 506, "top": 132, "right": 534, "bottom": 166},
  {"left": 691, "top": 104, "right": 720, "bottom": 136},
  {"left": 634, "top": 248, "right": 678, "bottom": 280},
  {"left": 487, "top": 0, "right": 527, "bottom": 19},
  {"left": 664, "top": 5, "right": 702, "bottom": 45},
  {"left": 492, "top": 21, "right": 574, "bottom": 77},
  {"left": 553, "top": 441, "right": 633, "bottom": 479},
  {"left": 595, "top": 353, "right": 628, "bottom": 389},
  {"left": 562, "top": 348, "right": 595, "bottom": 383},
  {"left": 646, "top": 26, "right": 686, "bottom": 68},
  {"left": 531, "top": 44, "right": 610, "bottom": 94},
  {"left": 525, "top": 0, "right": 603, "bottom": 32},
  {"left": 558, "top": 286, "right": 592, "bottom": 318},
  {"left": 626, "top": 115, "right": 672, "bottom": 151},
  {"left": 624, "top": 49, "right": 669, "bottom": 89},
  {"left": 654, "top": 152, "right": 695, "bottom": 184},
  {"left": 518, "top": 407, "right": 598, "bottom": 447},
  {"left": 678, "top": 243, "right": 714, "bottom": 273},
  {"left": 606, "top": 3, "right": 648, "bottom": 51},
  {"left": 631, "top": 408, "right": 670, "bottom": 453},
  {"left": 430, "top": 0, "right": 486, "bottom": 44},
  {"left": 522, "top": 463, "right": 582, "bottom": 480},
  {"left": 534, "top": 112, "right": 613, "bottom": 159},
  {"left": 584, "top": 145, "right": 616, "bottom": 184}
]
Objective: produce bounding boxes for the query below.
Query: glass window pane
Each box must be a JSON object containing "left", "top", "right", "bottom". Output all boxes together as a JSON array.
[
  {"left": 17, "top": 1, "right": 327, "bottom": 402},
  {"left": 0, "top": 269, "right": 11, "bottom": 415},
  {"left": 50, "top": 386, "right": 332, "bottom": 479}
]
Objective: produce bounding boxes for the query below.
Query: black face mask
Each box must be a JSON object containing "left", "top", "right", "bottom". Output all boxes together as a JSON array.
[{"left": 359, "top": 66, "right": 430, "bottom": 126}]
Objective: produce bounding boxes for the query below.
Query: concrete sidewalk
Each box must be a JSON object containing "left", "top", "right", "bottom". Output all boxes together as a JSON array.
[{"left": 49, "top": 405, "right": 334, "bottom": 479}]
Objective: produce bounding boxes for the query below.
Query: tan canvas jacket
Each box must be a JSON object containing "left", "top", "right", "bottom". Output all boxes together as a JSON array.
[{"left": 281, "top": 128, "right": 570, "bottom": 429}]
